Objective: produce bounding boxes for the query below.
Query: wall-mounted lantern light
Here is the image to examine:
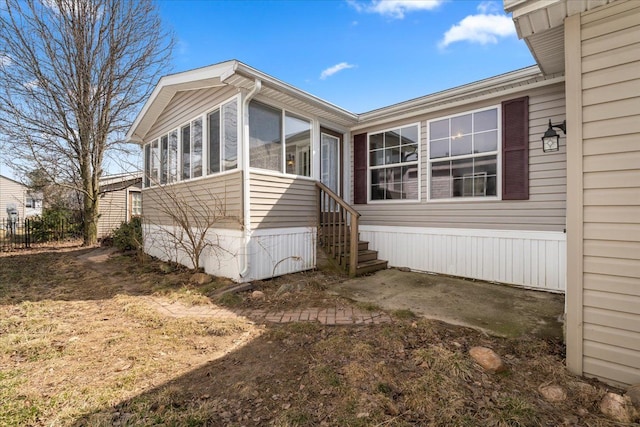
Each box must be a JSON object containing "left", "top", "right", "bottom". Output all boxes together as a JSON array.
[{"left": 542, "top": 119, "right": 566, "bottom": 153}]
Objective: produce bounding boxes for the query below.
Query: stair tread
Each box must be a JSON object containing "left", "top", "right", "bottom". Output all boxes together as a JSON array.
[{"left": 357, "top": 259, "right": 387, "bottom": 267}]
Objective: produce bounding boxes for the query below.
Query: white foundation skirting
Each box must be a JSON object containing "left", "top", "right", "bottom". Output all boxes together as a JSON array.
[
  {"left": 143, "top": 224, "right": 316, "bottom": 282},
  {"left": 359, "top": 225, "right": 566, "bottom": 292}
]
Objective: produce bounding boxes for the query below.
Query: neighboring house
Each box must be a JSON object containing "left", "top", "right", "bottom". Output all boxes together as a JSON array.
[
  {"left": 0, "top": 174, "right": 43, "bottom": 219},
  {"left": 127, "top": 0, "right": 639, "bottom": 387},
  {"left": 97, "top": 172, "right": 142, "bottom": 239}
]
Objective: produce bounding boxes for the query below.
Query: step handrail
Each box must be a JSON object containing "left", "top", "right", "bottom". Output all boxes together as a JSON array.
[{"left": 316, "top": 181, "right": 361, "bottom": 276}]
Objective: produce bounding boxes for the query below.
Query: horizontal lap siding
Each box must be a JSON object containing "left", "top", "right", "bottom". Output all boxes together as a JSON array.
[
  {"left": 142, "top": 171, "right": 243, "bottom": 229},
  {"left": 0, "top": 176, "right": 26, "bottom": 219},
  {"left": 580, "top": 0, "right": 640, "bottom": 386},
  {"left": 146, "top": 85, "right": 238, "bottom": 141},
  {"left": 250, "top": 172, "right": 317, "bottom": 229},
  {"left": 97, "top": 190, "right": 127, "bottom": 238},
  {"left": 354, "top": 84, "right": 566, "bottom": 232}
]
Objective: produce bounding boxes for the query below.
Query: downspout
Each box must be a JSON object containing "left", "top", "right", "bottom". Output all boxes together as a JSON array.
[{"left": 239, "top": 78, "right": 262, "bottom": 279}]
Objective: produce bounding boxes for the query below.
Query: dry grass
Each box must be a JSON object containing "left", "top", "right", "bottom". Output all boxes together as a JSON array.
[{"left": 0, "top": 246, "right": 632, "bottom": 426}]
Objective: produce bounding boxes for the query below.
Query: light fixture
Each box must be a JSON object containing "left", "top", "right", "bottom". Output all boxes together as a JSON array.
[
  {"left": 541, "top": 119, "right": 566, "bottom": 153},
  {"left": 286, "top": 154, "right": 295, "bottom": 167}
]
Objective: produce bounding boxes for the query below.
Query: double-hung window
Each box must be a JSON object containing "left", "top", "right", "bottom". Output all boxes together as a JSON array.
[
  {"left": 249, "top": 100, "right": 311, "bottom": 176},
  {"left": 369, "top": 124, "right": 419, "bottom": 201},
  {"left": 428, "top": 107, "right": 499, "bottom": 200},
  {"left": 208, "top": 99, "right": 238, "bottom": 174}
]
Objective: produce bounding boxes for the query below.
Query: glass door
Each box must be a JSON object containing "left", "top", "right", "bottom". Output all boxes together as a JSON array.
[
  {"left": 320, "top": 131, "right": 341, "bottom": 212},
  {"left": 320, "top": 132, "right": 340, "bottom": 195}
]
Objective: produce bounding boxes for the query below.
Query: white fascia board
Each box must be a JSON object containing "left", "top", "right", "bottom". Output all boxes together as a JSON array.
[
  {"left": 126, "top": 61, "right": 237, "bottom": 144},
  {"left": 233, "top": 62, "right": 358, "bottom": 124}
]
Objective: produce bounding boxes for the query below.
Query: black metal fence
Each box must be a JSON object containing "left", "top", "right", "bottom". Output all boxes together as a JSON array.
[{"left": 0, "top": 217, "right": 80, "bottom": 251}]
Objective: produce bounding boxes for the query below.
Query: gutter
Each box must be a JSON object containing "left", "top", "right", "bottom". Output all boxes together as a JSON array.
[{"left": 238, "top": 78, "right": 262, "bottom": 279}]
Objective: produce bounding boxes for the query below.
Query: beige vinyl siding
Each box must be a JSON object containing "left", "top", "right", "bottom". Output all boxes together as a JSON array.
[
  {"left": 353, "top": 83, "right": 566, "bottom": 232},
  {"left": 250, "top": 171, "right": 316, "bottom": 229},
  {"left": 0, "top": 176, "right": 27, "bottom": 219},
  {"left": 143, "top": 170, "right": 243, "bottom": 229},
  {"left": 97, "top": 189, "right": 127, "bottom": 238},
  {"left": 146, "top": 85, "right": 238, "bottom": 141},
  {"left": 577, "top": 0, "right": 640, "bottom": 387}
]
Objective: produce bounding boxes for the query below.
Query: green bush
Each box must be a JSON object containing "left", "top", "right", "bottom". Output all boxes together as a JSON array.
[
  {"left": 28, "top": 208, "right": 81, "bottom": 242},
  {"left": 112, "top": 217, "right": 142, "bottom": 251}
]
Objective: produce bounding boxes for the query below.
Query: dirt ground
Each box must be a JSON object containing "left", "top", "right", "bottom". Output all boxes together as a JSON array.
[{"left": 0, "top": 244, "right": 633, "bottom": 426}]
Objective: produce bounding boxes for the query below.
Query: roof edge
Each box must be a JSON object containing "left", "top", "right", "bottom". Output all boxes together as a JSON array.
[{"left": 357, "top": 65, "right": 551, "bottom": 125}]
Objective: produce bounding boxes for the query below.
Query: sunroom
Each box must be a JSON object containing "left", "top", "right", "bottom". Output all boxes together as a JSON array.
[{"left": 126, "top": 60, "right": 365, "bottom": 282}]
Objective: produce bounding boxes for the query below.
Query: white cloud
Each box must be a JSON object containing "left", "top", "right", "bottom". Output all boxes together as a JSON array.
[
  {"left": 320, "top": 62, "right": 356, "bottom": 80},
  {"left": 0, "top": 54, "right": 13, "bottom": 67},
  {"left": 348, "top": 0, "right": 443, "bottom": 19},
  {"left": 439, "top": 3, "right": 515, "bottom": 49},
  {"left": 477, "top": 1, "right": 500, "bottom": 14}
]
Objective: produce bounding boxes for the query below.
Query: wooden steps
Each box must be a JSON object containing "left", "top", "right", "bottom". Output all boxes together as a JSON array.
[
  {"left": 316, "top": 181, "right": 388, "bottom": 277},
  {"left": 319, "top": 229, "right": 388, "bottom": 276}
]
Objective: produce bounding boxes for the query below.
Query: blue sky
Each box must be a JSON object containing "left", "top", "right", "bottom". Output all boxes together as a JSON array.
[{"left": 158, "top": 0, "right": 535, "bottom": 113}]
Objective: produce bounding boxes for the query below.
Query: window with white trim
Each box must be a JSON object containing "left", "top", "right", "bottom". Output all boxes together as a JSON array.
[
  {"left": 208, "top": 98, "right": 238, "bottom": 174},
  {"left": 249, "top": 100, "right": 311, "bottom": 176},
  {"left": 369, "top": 124, "right": 419, "bottom": 201},
  {"left": 130, "top": 192, "right": 142, "bottom": 216},
  {"left": 428, "top": 107, "right": 499, "bottom": 200}
]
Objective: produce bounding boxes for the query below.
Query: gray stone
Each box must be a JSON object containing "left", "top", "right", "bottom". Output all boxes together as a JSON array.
[
  {"left": 469, "top": 346, "right": 506, "bottom": 373},
  {"left": 599, "top": 392, "right": 634, "bottom": 423},
  {"left": 538, "top": 384, "right": 567, "bottom": 402}
]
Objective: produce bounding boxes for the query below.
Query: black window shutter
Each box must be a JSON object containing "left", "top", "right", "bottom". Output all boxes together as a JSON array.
[
  {"left": 353, "top": 133, "right": 367, "bottom": 204},
  {"left": 502, "top": 96, "right": 529, "bottom": 200}
]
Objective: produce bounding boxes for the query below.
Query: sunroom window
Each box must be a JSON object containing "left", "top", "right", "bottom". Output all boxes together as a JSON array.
[
  {"left": 428, "top": 107, "right": 499, "bottom": 200},
  {"left": 208, "top": 99, "right": 238, "bottom": 174},
  {"left": 249, "top": 100, "right": 311, "bottom": 176},
  {"left": 369, "top": 124, "right": 419, "bottom": 201}
]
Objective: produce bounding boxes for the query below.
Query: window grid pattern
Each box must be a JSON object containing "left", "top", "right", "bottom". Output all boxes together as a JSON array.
[{"left": 428, "top": 107, "right": 499, "bottom": 200}]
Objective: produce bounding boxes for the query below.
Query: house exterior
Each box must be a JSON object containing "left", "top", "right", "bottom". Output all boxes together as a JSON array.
[
  {"left": 0, "top": 174, "right": 43, "bottom": 219},
  {"left": 127, "top": 0, "right": 638, "bottom": 387},
  {"left": 97, "top": 172, "right": 142, "bottom": 239}
]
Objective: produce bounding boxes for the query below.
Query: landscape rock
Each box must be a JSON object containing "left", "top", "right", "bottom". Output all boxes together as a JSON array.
[
  {"left": 469, "top": 346, "right": 506, "bottom": 373},
  {"left": 158, "top": 263, "right": 173, "bottom": 273},
  {"left": 538, "top": 384, "right": 567, "bottom": 402},
  {"left": 190, "top": 272, "right": 213, "bottom": 285},
  {"left": 599, "top": 392, "right": 634, "bottom": 423},
  {"left": 251, "top": 290, "right": 265, "bottom": 300},
  {"left": 626, "top": 383, "right": 640, "bottom": 409}
]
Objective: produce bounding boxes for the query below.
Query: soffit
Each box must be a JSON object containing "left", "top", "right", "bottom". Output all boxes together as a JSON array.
[
  {"left": 127, "top": 61, "right": 358, "bottom": 143},
  {"left": 504, "top": 0, "right": 616, "bottom": 75}
]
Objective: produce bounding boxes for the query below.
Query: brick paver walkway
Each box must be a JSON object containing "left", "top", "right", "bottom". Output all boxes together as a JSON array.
[{"left": 143, "top": 296, "right": 392, "bottom": 325}]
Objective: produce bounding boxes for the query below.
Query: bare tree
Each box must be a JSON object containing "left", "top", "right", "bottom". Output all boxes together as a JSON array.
[
  {"left": 142, "top": 181, "right": 241, "bottom": 272},
  {"left": 0, "top": 0, "right": 173, "bottom": 245}
]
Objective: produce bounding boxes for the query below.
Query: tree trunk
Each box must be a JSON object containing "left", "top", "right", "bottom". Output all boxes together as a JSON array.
[{"left": 83, "top": 195, "right": 99, "bottom": 246}]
